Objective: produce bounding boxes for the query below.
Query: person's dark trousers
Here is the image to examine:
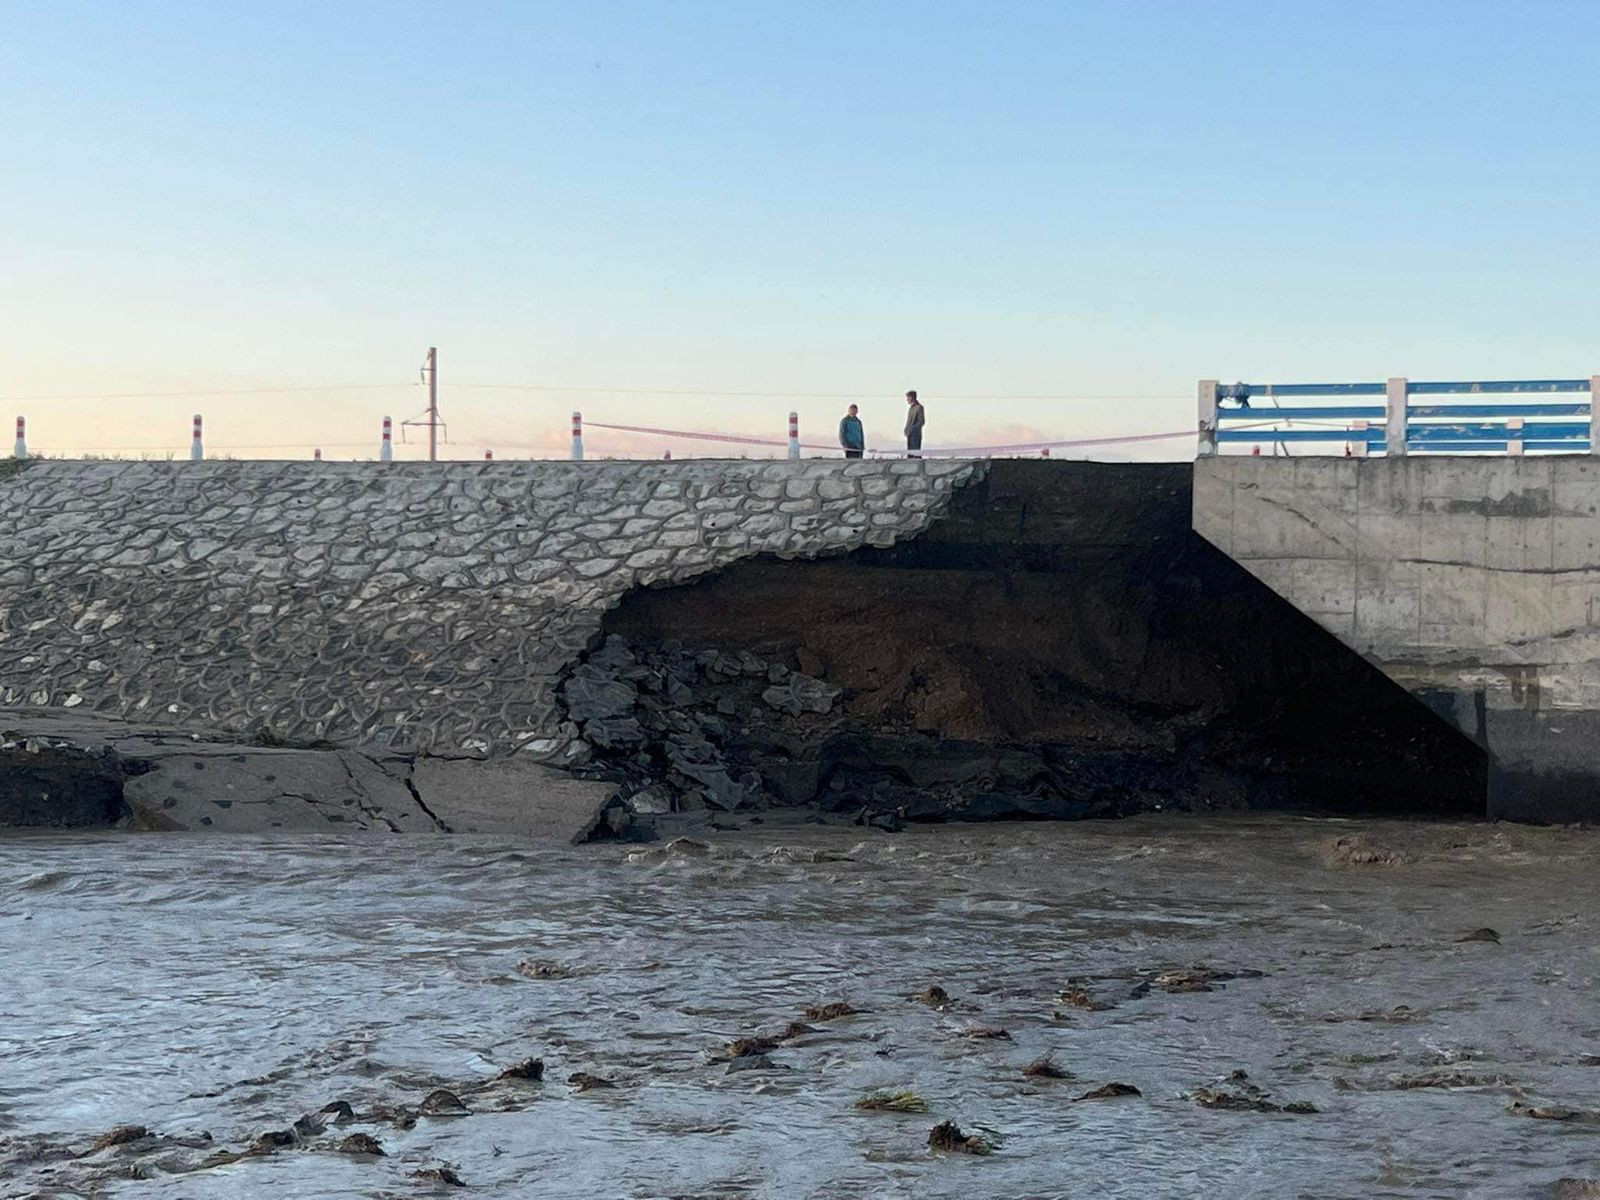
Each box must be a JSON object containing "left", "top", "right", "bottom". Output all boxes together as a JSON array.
[
  {"left": 844, "top": 449, "right": 863, "bottom": 458},
  {"left": 906, "top": 432, "right": 922, "bottom": 458}
]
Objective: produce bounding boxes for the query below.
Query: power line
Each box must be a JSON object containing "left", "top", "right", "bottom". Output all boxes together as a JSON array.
[
  {"left": 31, "top": 440, "right": 380, "bottom": 452},
  {"left": 453, "top": 382, "right": 1183, "bottom": 401},
  {"left": 2, "top": 380, "right": 1183, "bottom": 404},
  {"left": 0, "top": 383, "right": 417, "bottom": 402}
]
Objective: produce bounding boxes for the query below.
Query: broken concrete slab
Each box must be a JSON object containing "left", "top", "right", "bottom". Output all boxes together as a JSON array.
[
  {"left": 408, "top": 757, "right": 618, "bottom": 842},
  {"left": 0, "top": 708, "right": 615, "bottom": 839},
  {"left": 123, "top": 747, "right": 435, "bottom": 833}
]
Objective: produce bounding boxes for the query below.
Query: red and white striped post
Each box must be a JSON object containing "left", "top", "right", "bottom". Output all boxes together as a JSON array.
[
  {"left": 189, "top": 414, "right": 204, "bottom": 461},
  {"left": 12, "top": 416, "right": 26, "bottom": 460},
  {"left": 313, "top": 448, "right": 322, "bottom": 462},
  {"left": 571, "top": 411, "right": 584, "bottom": 461},
  {"left": 484, "top": 449, "right": 493, "bottom": 461},
  {"left": 787, "top": 411, "right": 800, "bottom": 460},
  {"left": 380, "top": 416, "right": 394, "bottom": 463}
]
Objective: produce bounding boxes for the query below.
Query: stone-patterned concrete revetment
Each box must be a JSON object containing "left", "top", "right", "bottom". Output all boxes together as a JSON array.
[{"left": 0, "top": 459, "right": 983, "bottom": 762}]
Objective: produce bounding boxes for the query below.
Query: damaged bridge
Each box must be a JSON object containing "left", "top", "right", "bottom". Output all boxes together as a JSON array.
[
  {"left": 1195, "top": 375, "right": 1600, "bottom": 822},
  {"left": 0, "top": 446, "right": 1563, "bottom": 830}
]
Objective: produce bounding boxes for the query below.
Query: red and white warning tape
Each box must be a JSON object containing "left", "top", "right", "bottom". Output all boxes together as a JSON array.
[{"left": 582, "top": 418, "right": 1218, "bottom": 456}]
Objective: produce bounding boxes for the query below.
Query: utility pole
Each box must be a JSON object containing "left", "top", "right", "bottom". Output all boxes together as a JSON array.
[
  {"left": 425, "top": 347, "right": 438, "bottom": 461},
  {"left": 405, "top": 347, "right": 444, "bottom": 459}
]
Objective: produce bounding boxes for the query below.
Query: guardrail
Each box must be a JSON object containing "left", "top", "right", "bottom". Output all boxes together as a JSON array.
[{"left": 1197, "top": 377, "right": 1600, "bottom": 457}]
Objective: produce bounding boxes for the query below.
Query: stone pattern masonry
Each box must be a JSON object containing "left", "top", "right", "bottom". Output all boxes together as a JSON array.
[{"left": 0, "top": 459, "right": 984, "bottom": 762}]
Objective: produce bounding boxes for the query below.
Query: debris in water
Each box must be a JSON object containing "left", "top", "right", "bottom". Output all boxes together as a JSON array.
[
  {"left": 1509, "top": 1102, "right": 1600, "bottom": 1123},
  {"left": 418, "top": 1089, "right": 470, "bottom": 1116},
  {"left": 855, "top": 1090, "right": 930, "bottom": 1113},
  {"left": 1540, "top": 1180, "right": 1600, "bottom": 1199},
  {"left": 1057, "top": 986, "right": 1110, "bottom": 1011},
  {"left": 1457, "top": 927, "right": 1501, "bottom": 943},
  {"left": 804, "top": 1002, "right": 857, "bottom": 1021},
  {"left": 1322, "top": 1005, "right": 1419, "bottom": 1024},
  {"left": 962, "top": 1026, "right": 1012, "bottom": 1040},
  {"left": 516, "top": 959, "right": 579, "bottom": 980},
  {"left": 89, "top": 1125, "right": 149, "bottom": 1152},
  {"left": 243, "top": 1129, "right": 297, "bottom": 1157},
  {"left": 569, "top": 1072, "right": 616, "bottom": 1092},
  {"left": 412, "top": 1165, "right": 468, "bottom": 1186},
  {"left": 337, "top": 1133, "right": 385, "bottom": 1156},
  {"left": 1192, "top": 1087, "right": 1274, "bottom": 1111},
  {"left": 663, "top": 837, "right": 712, "bottom": 856},
  {"left": 917, "top": 985, "right": 953, "bottom": 1009},
  {"left": 727, "top": 1053, "right": 782, "bottom": 1073},
  {"left": 1389, "top": 1070, "right": 1510, "bottom": 1090},
  {"left": 318, "top": 1100, "right": 357, "bottom": 1124},
  {"left": 927, "top": 1120, "right": 992, "bottom": 1155},
  {"left": 1150, "top": 965, "right": 1261, "bottom": 993},
  {"left": 498, "top": 1057, "right": 545, "bottom": 1082},
  {"left": 1074, "top": 1082, "right": 1141, "bottom": 1101},
  {"left": 724, "top": 1035, "right": 781, "bottom": 1059},
  {"left": 1023, "top": 1056, "right": 1069, "bottom": 1079},
  {"left": 778, "top": 1020, "right": 818, "bottom": 1040},
  {"left": 1192, "top": 1087, "right": 1317, "bottom": 1113},
  {"left": 291, "top": 1113, "right": 325, "bottom": 1138},
  {"left": 1323, "top": 835, "right": 1407, "bottom": 867}
]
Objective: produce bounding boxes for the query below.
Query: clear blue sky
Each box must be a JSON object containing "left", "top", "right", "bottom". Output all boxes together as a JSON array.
[{"left": 3, "top": 1, "right": 1597, "bottom": 458}]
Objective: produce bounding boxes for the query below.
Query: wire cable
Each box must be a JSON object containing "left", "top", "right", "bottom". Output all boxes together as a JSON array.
[
  {"left": 0, "top": 383, "right": 417, "bottom": 402},
  {"left": 453, "top": 383, "right": 1182, "bottom": 401}
]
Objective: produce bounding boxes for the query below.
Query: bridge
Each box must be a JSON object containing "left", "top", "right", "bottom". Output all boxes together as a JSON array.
[
  {"left": 6, "top": 380, "right": 1600, "bottom": 828},
  {"left": 1195, "top": 376, "right": 1600, "bottom": 821}
]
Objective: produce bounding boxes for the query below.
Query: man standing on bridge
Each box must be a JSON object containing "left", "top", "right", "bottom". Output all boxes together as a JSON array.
[
  {"left": 838, "top": 404, "right": 865, "bottom": 458},
  {"left": 904, "top": 390, "right": 925, "bottom": 458}
]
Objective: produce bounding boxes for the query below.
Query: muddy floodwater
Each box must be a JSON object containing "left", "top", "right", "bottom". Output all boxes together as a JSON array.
[{"left": 4, "top": 816, "right": 1600, "bottom": 1199}]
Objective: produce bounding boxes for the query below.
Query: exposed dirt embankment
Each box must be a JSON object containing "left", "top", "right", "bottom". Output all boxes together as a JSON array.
[{"left": 593, "top": 461, "right": 1485, "bottom": 822}]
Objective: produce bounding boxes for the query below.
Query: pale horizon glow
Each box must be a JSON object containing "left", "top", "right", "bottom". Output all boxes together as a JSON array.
[{"left": 4, "top": 2, "right": 1599, "bottom": 461}]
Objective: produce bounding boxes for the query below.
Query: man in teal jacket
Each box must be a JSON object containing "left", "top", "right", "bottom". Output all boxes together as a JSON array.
[{"left": 838, "top": 404, "right": 865, "bottom": 458}]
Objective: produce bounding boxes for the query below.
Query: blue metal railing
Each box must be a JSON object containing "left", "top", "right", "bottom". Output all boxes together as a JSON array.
[{"left": 1207, "top": 377, "right": 1596, "bottom": 456}]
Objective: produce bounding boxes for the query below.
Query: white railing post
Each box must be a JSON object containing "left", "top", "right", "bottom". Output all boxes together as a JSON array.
[
  {"left": 380, "top": 416, "right": 393, "bottom": 463},
  {"left": 1507, "top": 416, "right": 1525, "bottom": 456},
  {"left": 12, "top": 416, "right": 26, "bottom": 460},
  {"left": 1350, "top": 420, "right": 1369, "bottom": 458},
  {"left": 1197, "top": 380, "right": 1219, "bottom": 457},
  {"left": 1590, "top": 376, "right": 1599, "bottom": 456},
  {"left": 571, "top": 411, "right": 584, "bottom": 461},
  {"left": 189, "top": 414, "right": 204, "bottom": 461},
  {"left": 1385, "top": 378, "right": 1408, "bottom": 457},
  {"left": 787, "top": 411, "right": 800, "bottom": 460}
]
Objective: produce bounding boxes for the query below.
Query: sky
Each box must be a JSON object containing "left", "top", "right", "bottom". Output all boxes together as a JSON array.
[{"left": 3, "top": 0, "right": 1599, "bottom": 461}]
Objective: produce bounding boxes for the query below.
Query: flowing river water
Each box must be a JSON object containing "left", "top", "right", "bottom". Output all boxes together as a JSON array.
[{"left": 3, "top": 815, "right": 1599, "bottom": 1199}]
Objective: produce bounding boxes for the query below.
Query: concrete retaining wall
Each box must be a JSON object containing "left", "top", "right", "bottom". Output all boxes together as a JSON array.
[
  {"left": 1195, "top": 456, "right": 1600, "bottom": 820},
  {"left": 0, "top": 459, "right": 982, "bottom": 761}
]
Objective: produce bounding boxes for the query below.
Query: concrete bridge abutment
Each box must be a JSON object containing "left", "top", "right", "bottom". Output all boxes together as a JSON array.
[{"left": 1196, "top": 455, "right": 1600, "bottom": 822}]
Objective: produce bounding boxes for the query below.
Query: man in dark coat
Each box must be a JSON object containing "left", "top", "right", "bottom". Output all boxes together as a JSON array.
[{"left": 904, "top": 390, "right": 925, "bottom": 457}]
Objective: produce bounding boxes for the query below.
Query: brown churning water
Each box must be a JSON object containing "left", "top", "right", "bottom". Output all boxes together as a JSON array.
[{"left": 2, "top": 814, "right": 1595, "bottom": 1197}]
